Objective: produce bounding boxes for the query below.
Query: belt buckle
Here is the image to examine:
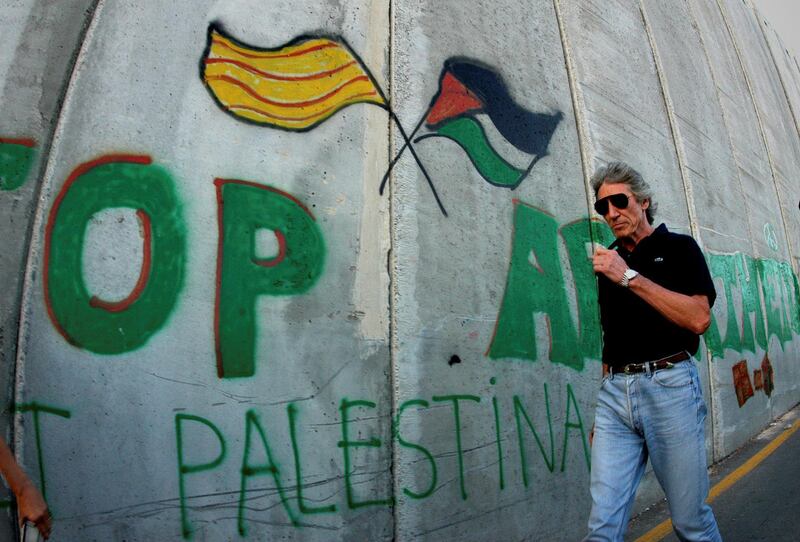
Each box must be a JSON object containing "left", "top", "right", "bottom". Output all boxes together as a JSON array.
[{"left": 624, "top": 364, "right": 634, "bottom": 375}]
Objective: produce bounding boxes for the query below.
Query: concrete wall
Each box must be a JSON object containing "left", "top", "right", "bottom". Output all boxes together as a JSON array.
[{"left": 0, "top": 0, "right": 798, "bottom": 540}]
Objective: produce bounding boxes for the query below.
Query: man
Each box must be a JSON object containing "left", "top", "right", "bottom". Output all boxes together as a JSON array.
[{"left": 585, "top": 162, "right": 721, "bottom": 542}]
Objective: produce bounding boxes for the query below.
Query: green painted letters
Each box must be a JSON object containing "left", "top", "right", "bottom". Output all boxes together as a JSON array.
[
  {"left": 514, "top": 385, "right": 555, "bottom": 486},
  {"left": 489, "top": 204, "right": 612, "bottom": 370},
  {"left": 705, "top": 252, "right": 799, "bottom": 357},
  {"left": 175, "top": 414, "right": 226, "bottom": 539},
  {"left": 215, "top": 180, "right": 325, "bottom": 378},
  {"left": 338, "top": 399, "right": 393, "bottom": 509},
  {"left": 431, "top": 394, "right": 481, "bottom": 500},
  {"left": 489, "top": 203, "right": 579, "bottom": 367},
  {"left": 0, "top": 138, "right": 36, "bottom": 190},
  {"left": 238, "top": 409, "right": 298, "bottom": 533},
  {"left": 287, "top": 403, "right": 336, "bottom": 514},
  {"left": 394, "top": 399, "right": 437, "bottom": 499},
  {"left": 13, "top": 402, "right": 71, "bottom": 504},
  {"left": 45, "top": 156, "right": 186, "bottom": 353},
  {"left": 560, "top": 384, "right": 590, "bottom": 472}
]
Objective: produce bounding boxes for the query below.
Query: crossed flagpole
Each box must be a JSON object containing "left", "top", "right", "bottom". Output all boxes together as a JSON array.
[
  {"left": 377, "top": 101, "right": 448, "bottom": 216},
  {"left": 378, "top": 112, "right": 428, "bottom": 197}
]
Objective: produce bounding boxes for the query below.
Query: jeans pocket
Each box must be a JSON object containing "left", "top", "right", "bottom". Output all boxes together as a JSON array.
[{"left": 652, "top": 363, "right": 692, "bottom": 388}]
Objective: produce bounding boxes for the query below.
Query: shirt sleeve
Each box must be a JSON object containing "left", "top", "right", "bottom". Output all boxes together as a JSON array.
[{"left": 679, "top": 236, "right": 717, "bottom": 307}]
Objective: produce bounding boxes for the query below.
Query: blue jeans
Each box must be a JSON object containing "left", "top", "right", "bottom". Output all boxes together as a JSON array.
[{"left": 585, "top": 360, "right": 721, "bottom": 542}]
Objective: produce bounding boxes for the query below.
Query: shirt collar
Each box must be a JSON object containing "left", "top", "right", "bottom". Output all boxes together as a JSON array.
[{"left": 609, "top": 223, "right": 668, "bottom": 252}]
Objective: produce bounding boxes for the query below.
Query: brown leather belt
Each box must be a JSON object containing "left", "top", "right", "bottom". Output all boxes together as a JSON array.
[{"left": 612, "top": 351, "right": 689, "bottom": 375}]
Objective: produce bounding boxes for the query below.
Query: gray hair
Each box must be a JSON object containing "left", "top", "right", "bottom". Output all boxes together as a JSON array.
[{"left": 590, "top": 161, "right": 657, "bottom": 225}]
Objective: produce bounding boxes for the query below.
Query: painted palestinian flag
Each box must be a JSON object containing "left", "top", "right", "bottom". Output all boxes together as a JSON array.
[{"left": 415, "top": 59, "right": 563, "bottom": 189}]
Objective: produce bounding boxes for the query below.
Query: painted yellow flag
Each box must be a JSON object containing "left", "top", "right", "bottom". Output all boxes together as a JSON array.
[{"left": 202, "top": 24, "right": 386, "bottom": 131}]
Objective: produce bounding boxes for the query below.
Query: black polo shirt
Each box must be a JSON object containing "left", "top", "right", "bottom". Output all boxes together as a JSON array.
[{"left": 597, "top": 224, "right": 716, "bottom": 369}]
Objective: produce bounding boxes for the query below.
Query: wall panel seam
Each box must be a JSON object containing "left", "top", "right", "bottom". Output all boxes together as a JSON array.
[
  {"left": 552, "top": 0, "right": 594, "bottom": 220},
  {"left": 11, "top": 0, "right": 105, "bottom": 458},
  {"left": 637, "top": 0, "right": 700, "bottom": 242},
  {"left": 387, "top": 0, "right": 400, "bottom": 539}
]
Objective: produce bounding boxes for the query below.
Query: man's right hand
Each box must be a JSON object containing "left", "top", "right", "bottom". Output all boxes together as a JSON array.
[{"left": 17, "top": 481, "right": 51, "bottom": 539}]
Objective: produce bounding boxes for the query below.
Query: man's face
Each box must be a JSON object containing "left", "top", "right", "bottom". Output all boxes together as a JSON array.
[{"left": 596, "top": 182, "right": 649, "bottom": 240}]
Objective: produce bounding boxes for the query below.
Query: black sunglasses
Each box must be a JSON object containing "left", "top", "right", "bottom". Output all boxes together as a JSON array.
[{"left": 594, "top": 193, "right": 630, "bottom": 215}]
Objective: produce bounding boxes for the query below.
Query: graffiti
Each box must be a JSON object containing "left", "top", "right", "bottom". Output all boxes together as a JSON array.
[
  {"left": 488, "top": 201, "right": 614, "bottom": 371},
  {"left": 732, "top": 353, "right": 775, "bottom": 407},
  {"left": 413, "top": 58, "right": 563, "bottom": 189},
  {"left": 732, "top": 360, "right": 754, "bottom": 407},
  {"left": 0, "top": 402, "right": 71, "bottom": 510},
  {"left": 201, "top": 24, "right": 385, "bottom": 131},
  {"left": 430, "top": 394, "right": 481, "bottom": 500},
  {"left": 705, "top": 252, "right": 800, "bottom": 359},
  {"left": 287, "top": 403, "right": 337, "bottom": 514},
  {"left": 200, "top": 23, "right": 446, "bottom": 215},
  {"left": 214, "top": 179, "right": 325, "bottom": 378},
  {"left": 42, "top": 155, "right": 324, "bottom": 379},
  {"left": 338, "top": 399, "right": 394, "bottom": 509},
  {"left": 761, "top": 353, "right": 774, "bottom": 396},
  {"left": 43, "top": 159, "right": 800, "bottom": 380},
  {"left": 12, "top": 402, "right": 72, "bottom": 504},
  {"left": 514, "top": 385, "right": 555, "bottom": 484},
  {"left": 0, "top": 137, "right": 36, "bottom": 190},
  {"left": 44, "top": 155, "right": 186, "bottom": 354},
  {"left": 238, "top": 409, "right": 298, "bottom": 534},
  {"left": 174, "top": 385, "right": 589, "bottom": 538},
  {"left": 763, "top": 223, "right": 779, "bottom": 252},
  {"left": 175, "top": 413, "right": 227, "bottom": 538},
  {"left": 485, "top": 205, "right": 800, "bottom": 369},
  {"left": 511, "top": 384, "right": 590, "bottom": 478}
]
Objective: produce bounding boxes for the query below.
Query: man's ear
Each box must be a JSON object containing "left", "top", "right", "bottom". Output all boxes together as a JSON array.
[{"left": 641, "top": 198, "right": 650, "bottom": 210}]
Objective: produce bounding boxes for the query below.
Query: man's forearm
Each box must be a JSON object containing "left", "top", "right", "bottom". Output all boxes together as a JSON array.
[
  {"left": 0, "top": 437, "right": 33, "bottom": 497},
  {"left": 628, "top": 274, "right": 710, "bottom": 334}
]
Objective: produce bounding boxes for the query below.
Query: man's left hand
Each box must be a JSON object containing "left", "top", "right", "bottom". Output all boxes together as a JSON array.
[{"left": 593, "top": 247, "right": 628, "bottom": 284}]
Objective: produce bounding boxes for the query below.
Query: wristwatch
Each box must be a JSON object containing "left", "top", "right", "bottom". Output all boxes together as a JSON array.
[{"left": 618, "top": 268, "right": 639, "bottom": 288}]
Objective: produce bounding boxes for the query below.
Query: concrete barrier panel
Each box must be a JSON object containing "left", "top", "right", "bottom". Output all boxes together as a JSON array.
[
  {"left": 392, "top": 0, "right": 592, "bottom": 539},
  {"left": 14, "top": 0, "right": 392, "bottom": 539}
]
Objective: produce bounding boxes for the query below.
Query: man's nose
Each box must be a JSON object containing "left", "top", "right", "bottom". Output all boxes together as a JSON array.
[{"left": 607, "top": 204, "right": 621, "bottom": 218}]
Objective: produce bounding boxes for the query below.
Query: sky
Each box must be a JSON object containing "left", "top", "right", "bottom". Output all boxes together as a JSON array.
[{"left": 752, "top": 0, "right": 800, "bottom": 59}]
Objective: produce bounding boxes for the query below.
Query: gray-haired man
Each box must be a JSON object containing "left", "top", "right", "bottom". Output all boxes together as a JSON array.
[{"left": 584, "top": 162, "right": 722, "bottom": 541}]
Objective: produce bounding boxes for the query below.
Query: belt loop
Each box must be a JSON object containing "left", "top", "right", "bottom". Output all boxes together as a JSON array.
[{"left": 645, "top": 362, "right": 651, "bottom": 377}]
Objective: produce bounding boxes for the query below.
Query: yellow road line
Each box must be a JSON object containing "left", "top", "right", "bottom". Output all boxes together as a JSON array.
[{"left": 635, "top": 421, "right": 799, "bottom": 542}]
